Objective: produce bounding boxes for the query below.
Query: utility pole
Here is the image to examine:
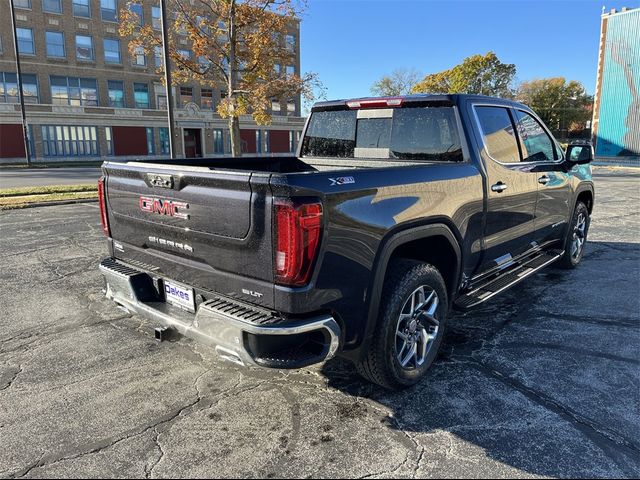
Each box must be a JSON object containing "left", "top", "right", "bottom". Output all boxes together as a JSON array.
[
  {"left": 159, "top": 0, "right": 177, "bottom": 158},
  {"left": 9, "top": 0, "right": 32, "bottom": 166}
]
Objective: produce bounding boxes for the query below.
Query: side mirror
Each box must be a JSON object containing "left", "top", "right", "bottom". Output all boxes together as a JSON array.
[{"left": 565, "top": 143, "right": 594, "bottom": 166}]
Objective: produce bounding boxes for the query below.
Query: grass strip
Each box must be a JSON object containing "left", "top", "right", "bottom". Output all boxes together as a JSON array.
[
  {"left": 0, "top": 191, "right": 98, "bottom": 210},
  {"left": 0, "top": 184, "right": 97, "bottom": 198}
]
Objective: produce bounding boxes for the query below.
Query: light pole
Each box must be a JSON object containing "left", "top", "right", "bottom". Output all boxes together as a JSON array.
[
  {"left": 9, "top": 0, "right": 32, "bottom": 166},
  {"left": 159, "top": 0, "right": 177, "bottom": 158}
]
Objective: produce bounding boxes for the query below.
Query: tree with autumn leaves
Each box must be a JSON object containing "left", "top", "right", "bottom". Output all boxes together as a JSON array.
[{"left": 119, "top": 0, "right": 320, "bottom": 157}]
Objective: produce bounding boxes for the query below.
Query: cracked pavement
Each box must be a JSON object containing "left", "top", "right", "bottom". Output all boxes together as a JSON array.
[{"left": 0, "top": 168, "right": 638, "bottom": 478}]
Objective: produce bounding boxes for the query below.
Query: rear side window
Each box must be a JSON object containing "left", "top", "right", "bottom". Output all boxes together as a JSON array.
[
  {"left": 513, "top": 110, "right": 558, "bottom": 162},
  {"left": 475, "top": 106, "right": 520, "bottom": 164},
  {"left": 301, "top": 106, "right": 463, "bottom": 162}
]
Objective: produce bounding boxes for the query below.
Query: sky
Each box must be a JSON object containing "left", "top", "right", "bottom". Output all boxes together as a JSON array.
[{"left": 299, "top": 0, "right": 639, "bottom": 102}]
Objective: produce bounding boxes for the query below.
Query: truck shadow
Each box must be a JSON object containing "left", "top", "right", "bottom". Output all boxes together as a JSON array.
[{"left": 319, "top": 240, "right": 640, "bottom": 477}]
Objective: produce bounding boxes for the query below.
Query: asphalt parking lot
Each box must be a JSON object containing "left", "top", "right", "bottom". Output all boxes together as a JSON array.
[{"left": 0, "top": 169, "right": 638, "bottom": 479}]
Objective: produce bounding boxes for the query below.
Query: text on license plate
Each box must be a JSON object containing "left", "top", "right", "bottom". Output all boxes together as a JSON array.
[{"left": 164, "top": 280, "right": 195, "bottom": 312}]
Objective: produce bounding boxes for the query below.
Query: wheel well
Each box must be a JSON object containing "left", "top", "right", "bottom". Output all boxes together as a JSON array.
[
  {"left": 389, "top": 235, "right": 458, "bottom": 298},
  {"left": 577, "top": 190, "right": 593, "bottom": 213}
]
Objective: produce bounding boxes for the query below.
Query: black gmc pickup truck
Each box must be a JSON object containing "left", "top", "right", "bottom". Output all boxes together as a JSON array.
[{"left": 98, "top": 94, "right": 594, "bottom": 389}]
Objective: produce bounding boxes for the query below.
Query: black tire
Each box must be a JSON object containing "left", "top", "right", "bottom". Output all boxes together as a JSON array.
[
  {"left": 356, "top": 259, "right": 448, "bottom": 390},
  {"left": 557, "top": 201, "right": 590, "bottom": 269}
]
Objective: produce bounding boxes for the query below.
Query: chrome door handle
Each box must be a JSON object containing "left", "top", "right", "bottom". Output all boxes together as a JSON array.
[
  {"left": 538, "top": 175, "right": 550, "bottom": 185},
  {"left": 491, "top": 182, "right": 508, "bottom": 193}
]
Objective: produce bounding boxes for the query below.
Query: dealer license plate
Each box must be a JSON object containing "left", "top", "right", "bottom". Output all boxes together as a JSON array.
[{"left": 164, "top": 280, "right": 195, "bottom": 313}]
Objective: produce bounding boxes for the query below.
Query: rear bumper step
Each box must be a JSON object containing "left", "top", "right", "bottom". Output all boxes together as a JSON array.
[
  {"left": 454, "top": 250, "right": 562, "bottom": 310},
  {"left": 99, "top": 258, "right": 341, "bottom": 369}
]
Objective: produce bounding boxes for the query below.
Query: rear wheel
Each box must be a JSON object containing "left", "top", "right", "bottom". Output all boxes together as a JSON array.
[
  {"left": 557, "top": 201, "right": 590, "bottom": 269},
  {"left": 357, "top": 260, "right": 448, "bottom": 390}
]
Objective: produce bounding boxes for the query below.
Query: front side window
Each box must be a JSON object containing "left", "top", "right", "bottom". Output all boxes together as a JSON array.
[
  {"left": 100, "top": 0, "right": 117, "bottom": 21},
  {"left": 45, "top": 31, "right": 65, "bottom": 58},
  {"left": 107, "top": 80, "right": 124, "bottom": 107},
  {"left": 301, "top": 106, "right": 463, "bottom": 162},
  {"left": 475, "top": 106, "right": 520, "bottom": 164},
  {"left": 76, "top": 35, "right": 94, "bottom": 61},
  {"left": 103, "top": 39, "right": 121, "bottom": 64},
  {"left": 73, "top": 0, "right": 90, "bottom": 17},
  {"left": 134, "top": 83, "right": 149, "bottom": 108},
  {"left": 43, "top": 0, "right": 62, "bottom": 13},
  {"left": 514, "top": 110, "right": 558, "bottom": 162},
  {"left": 16, "top": 28, "right": 35, "bottom": 55}
]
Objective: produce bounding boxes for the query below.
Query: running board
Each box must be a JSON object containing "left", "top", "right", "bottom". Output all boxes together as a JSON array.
[{"left": 454, "top": 251, "right": 562, "bottom": 311}]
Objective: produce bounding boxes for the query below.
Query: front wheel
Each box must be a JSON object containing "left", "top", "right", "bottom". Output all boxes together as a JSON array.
[
  {"left": 356, "top": 260, "right": 448, "bottom": 390},
  {"left": 557, "top": 201, "right": 590, "bottom": 269}
]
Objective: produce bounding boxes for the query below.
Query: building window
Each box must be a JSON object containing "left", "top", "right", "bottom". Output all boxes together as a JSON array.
[
  {"left": 271, "top": 98, "right": 281, "bottom": 114},
  {"left": 201, "top": 88, "right": 213, "bottom": 109},
  {"left": 213, "top": 129, "right": 224, "bottom": 154},
  {"left": 16, "top": 28, "right": 35, "bottom": 55},
  {"left": 285, "top": 34, "right": 296, "bottom": 52},
  {"left": 103, "top": 39, "right": 121, "bottom": 64},
  {"left": 20, "top": 74, "right": 39, "bottom": 103},
  {"left": 177, "top": 49, "right": 192, "bottom": 61},
  {"left": 105, "top": 126, "right": 113, "bottom": 155},
  {"left": 146, "top": 128, "right": 155, "bottom": 155},
  {"left": 100, "top": 0, "right": 117, "bottom": 22},
  {"left": 255, "top": 130, "right": 262, "bottom": 154},
  {"left": 41, "top": 125, "right": 99, "bottom": 157},
  {"left": 265, "top": 130, "right": 270, "bottom": 153},
  {"left": 154, "top": 46, "right": 163, "bottom": 67},
  {"left": 286, "top": 65, "right": 295, "bottom": 77},
  {"left": 76, "top": 35, "right": 94, "bottom": 61},
  {"left": 159, "top": 127, "right": 170, "bottom": 154},
  {"left": 287, "top": 99, "right": 296, "bottom": 116},
  {"left": 152, "top": 6, "right": 161, "bottom": 29},
  {"left": 289, "top": 131, "right": 298, "bottom": 153},
  {"left": 0, "top": 72, "right": 19, "bottom": 103},
  {"left": 107, "top": 80, "right": 124, "bottom": 107},
  {"left": 132, "top": 46, "right": 146, "bottom": 66},
  {"left": 133, "top": 83, "right": 149, "bottom": 108},
  {"left": 45, "top": 31, "right": 65, "bottom": 58},
  {"left": 43, "top": 0, "right": 62, "bottom": 13},
  {"left": 73, "top": 0, "right": 90, "bottom": 18},
  {"left": 129, "top": 3, "right": 143, "bottom": 25},
  {"left": 50, "top": 76, "right": 98, "bottom": 106},
  {"left": 15, "top": 0, "right": 31, "bottom": 8},
  {"left": 179, "top": 86, "right": 192, "bottom": 107}
]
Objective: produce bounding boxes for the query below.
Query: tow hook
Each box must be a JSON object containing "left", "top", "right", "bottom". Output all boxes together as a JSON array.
[{"left": 154, "top": 326, "right": 173, "bottom": 342}]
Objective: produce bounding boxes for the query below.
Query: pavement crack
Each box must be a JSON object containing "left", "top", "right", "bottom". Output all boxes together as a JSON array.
[{"left": 0, "top": 365, "right": 23, "bottom": 391}]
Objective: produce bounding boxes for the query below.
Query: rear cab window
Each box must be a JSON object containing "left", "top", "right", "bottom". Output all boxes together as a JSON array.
[
  {"left": 301, "top": 106, "right": 463, "bottom": 162},
  {"left": 474, "top": 106, "right": 521, "bottom": 164}
]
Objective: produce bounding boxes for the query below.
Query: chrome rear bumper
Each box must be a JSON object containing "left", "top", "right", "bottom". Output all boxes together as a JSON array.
[{"left": 99, "top": 258, "right": 341, "bottom": 368}]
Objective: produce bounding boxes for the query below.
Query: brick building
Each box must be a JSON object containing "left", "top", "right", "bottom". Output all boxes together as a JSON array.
[{"left": 0, "top": 0, "right": 305, "bottom": 163}]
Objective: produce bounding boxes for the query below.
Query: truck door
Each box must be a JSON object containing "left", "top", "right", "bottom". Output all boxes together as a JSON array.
[
  {"left": 473, "top": 105, "right": 539, "bottom": 272},
  {"left": 511, "top": 109, "right": 572, "bottom": 246}
]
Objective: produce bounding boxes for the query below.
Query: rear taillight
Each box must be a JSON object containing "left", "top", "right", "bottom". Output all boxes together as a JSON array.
[
  {"left": 274, "top": 199, "right": 323, "bottom": 286},
  {"left": 97, "top": 176, "right": 110, "bottom": 237}
]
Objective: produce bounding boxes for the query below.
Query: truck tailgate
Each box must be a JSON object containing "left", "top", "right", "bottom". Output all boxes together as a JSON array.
[{"left": 103, "top": 162, "right": 275, "bottom": 305}]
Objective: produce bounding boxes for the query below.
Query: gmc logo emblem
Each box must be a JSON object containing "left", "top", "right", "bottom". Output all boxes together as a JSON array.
[{"left": 140, "top": 196, "right": 190, "bottom": 220}]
